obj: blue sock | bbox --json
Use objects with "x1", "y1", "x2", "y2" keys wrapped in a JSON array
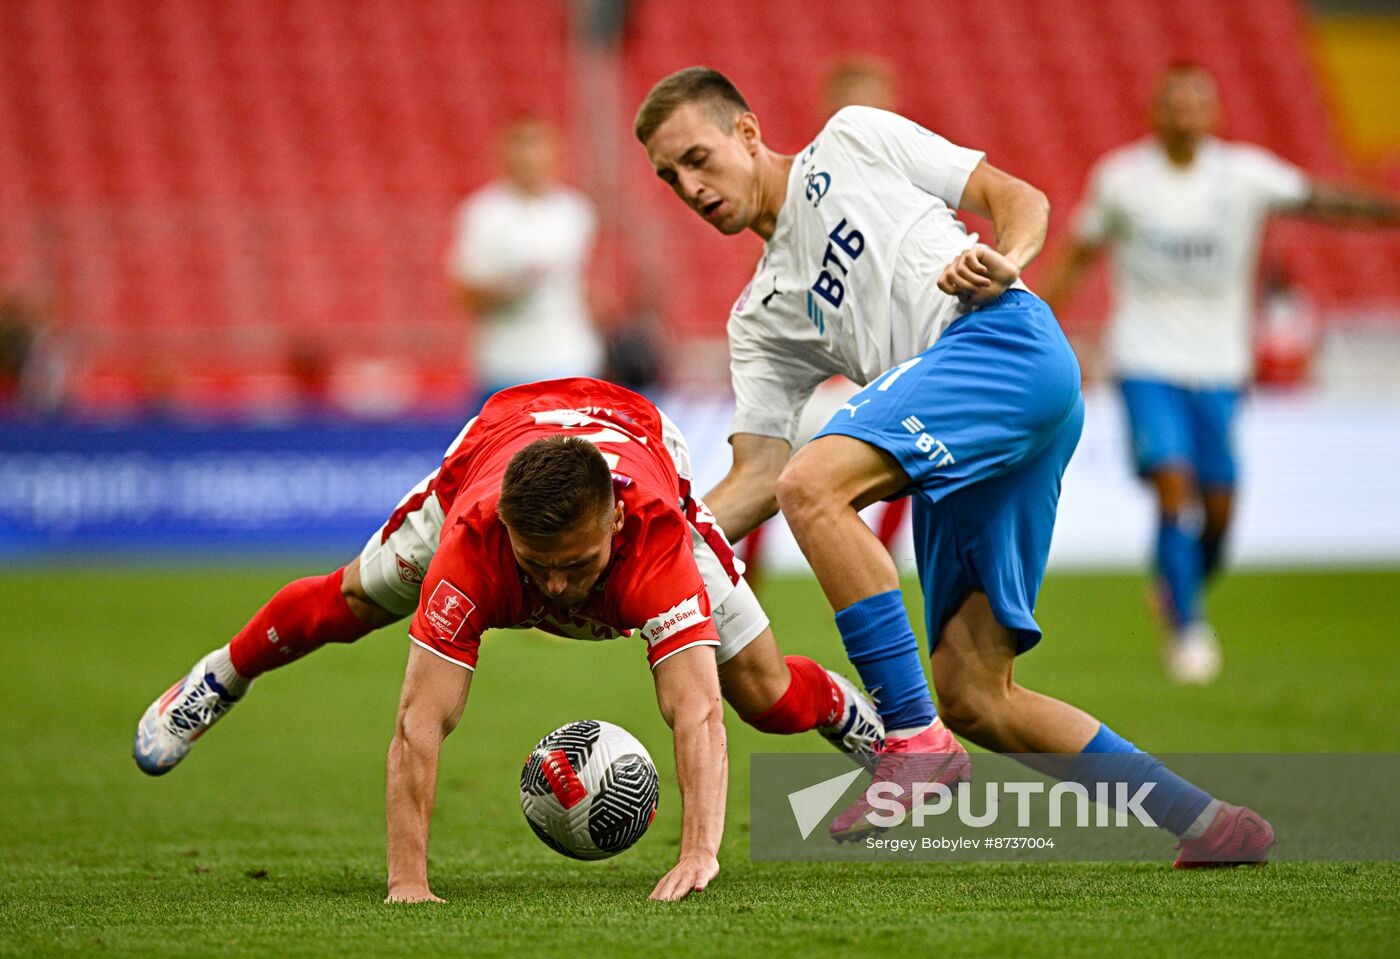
[
  {"x1": 1200, "y1": 529, "x2": 1226, "y2": 583},
  {"x1": 1067, "y1": 724, "x2": 1213, "y2": 837},
  {"x1": 1157, "y1": 515, "x2": 1203, "y2": 627},
  {"x1": 834, "y1": 590, "x2": 937, "y2": 734}
]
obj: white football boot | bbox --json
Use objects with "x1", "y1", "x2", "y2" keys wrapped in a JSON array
[
  {"x1": 1167, "y1": 622, "x2": 1223, "y2": 685},
  {"x1": 819, "y1": 670, "x2": 886, "y2": 772},
  {"x1": 134, "y1": 654, "x2": 249, "y2": 775}
]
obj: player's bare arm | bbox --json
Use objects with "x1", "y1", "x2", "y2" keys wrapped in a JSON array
[
  {"x1": 384, "y1": 643, "x2": 472, "y2": 904},
  {"x1": 1298, "y1": 183, "x2": 1400, "y2": 226},
  {"x1": 648, "y1": 644, "x2": 726, "y2": 902},
  {"x1": 702, "y1": 432, "x2": 792, "y2": 542},
  {"x1": 455, "y1": 270, "x2": 542, "y2": 315},
  {"x1": 1039, "y1": 238, "x2": 1105, "y2": 317},
  {"x1": 937, "y1": 161, "x2": 1050, "y2": 306}
]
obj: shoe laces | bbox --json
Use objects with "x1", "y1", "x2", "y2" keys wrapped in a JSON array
[
  {"x1": 869, "y1": 737, "x2": 922, "y2": 779},
  {"x1": 165, "y1": 677, "x2": 234, "y2": 734}
]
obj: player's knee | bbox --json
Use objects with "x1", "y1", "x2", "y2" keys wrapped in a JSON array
[
  {"x1": 1151, "y1": 468, "x2": 1197, "y2": 516},
  {"x1": 339, "y1": 566, "x2": 401, "y2": 630},
  {"x1": 774, "y1": 460, "x2": 832, "y2": 526}
]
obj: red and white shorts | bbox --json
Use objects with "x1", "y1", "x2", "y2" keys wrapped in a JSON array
[{"x1": 356, "y1": 413, "x2": 769, "y2": 665}]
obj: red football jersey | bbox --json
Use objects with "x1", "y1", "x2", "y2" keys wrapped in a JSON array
[{"x1": 406, "y1": 378, "x2": 720, "y2": 671}]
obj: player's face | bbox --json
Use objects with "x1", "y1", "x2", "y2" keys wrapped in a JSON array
[
  {"x1": 824, "y1": 72, "x2": 894, "y2": 116},
  {"x1": 1153, "y1": 72, "x2": 1218, "y2": 146},
  {"x1": 645, "y1": 102, "x2": 763, "y2": 235},
  {"x1": 502, "y1": 120, "x2": 559, "y2": 193},
  {"x1": 507, "y1": 501, "x2": 625, "y2": 610}
]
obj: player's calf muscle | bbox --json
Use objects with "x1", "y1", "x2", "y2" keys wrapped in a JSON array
[{"x1": 716, "y1": 633, "x2": 789, "y2": 716}]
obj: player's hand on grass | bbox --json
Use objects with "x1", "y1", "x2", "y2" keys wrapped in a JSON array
[
  {"x1": 937, "y1": 243, "x2": 1020, "y2": 306},
  {"x1": 649, "y1": 852, "x2": 719, "y2": 902},
  {"x1": 384, "y1": 885, "x2": 446, "y2": 904}
]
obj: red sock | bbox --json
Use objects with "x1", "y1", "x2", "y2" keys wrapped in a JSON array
[
  {"x1": 228, "y1": 568, "x2": 373, "y2": 678},
  {"x1": 744, "y1": 656, "x2": 842, "y2": 734}
]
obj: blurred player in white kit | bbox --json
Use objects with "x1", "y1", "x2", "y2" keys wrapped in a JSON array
[
  {"x1": 1044, "y1": 63, "x2": 1400, "y2": 683},
  {"x1": 447, "y1": 117, "x2": 605, "y2": 404}
]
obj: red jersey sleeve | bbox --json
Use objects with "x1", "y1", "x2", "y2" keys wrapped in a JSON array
[
  {"x1": 408, "y1": 522, "x2": 513, "y2": 670},
  {"x1": 616, "y1": 511, "x2": 721, "y2": 669}
]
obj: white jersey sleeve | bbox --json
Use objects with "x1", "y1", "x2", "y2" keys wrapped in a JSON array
[
  {"x1": 446, "y1": 195, "x2": 495, "y2": 284},
  {"x1": 1234, "y1": 145, "x2": 1311, "y2": 212},
  {"x1": 728, "y1": 302, "x2": 830, "y2": 444},
  {"x1": 1071, "y1": 157, "x2": 1122, "y2": 245},
  {"x1": 828, "y1": 106, "x2": 985, "y2": 208}
]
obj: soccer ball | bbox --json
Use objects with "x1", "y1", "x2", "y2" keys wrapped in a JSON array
[{"x1": 520, "y1": 720, "x2": 659, "y2": 860}]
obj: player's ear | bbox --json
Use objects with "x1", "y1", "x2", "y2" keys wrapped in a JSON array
[
  {"x1": 610, "y1": 500, "x2": 625, "y2": 534},
  {"x1": 736, "y1": 112, "x2": 761, "y2": 154}
]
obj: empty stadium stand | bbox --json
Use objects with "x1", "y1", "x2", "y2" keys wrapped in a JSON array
[{"x1": 0, "y1": 0, "x2": 1395, "y2": 415}]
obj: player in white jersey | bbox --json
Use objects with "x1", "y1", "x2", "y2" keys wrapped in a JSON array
[
  {"x1": 736, "y1": 55, "x2": 908, "y2": 587},
  {"x1": 1043, "y1": 63, "x2": 1400, "y2": 683},
  {"x1": 634, "y1": 67, "x2": 1275, "y2": 865}
]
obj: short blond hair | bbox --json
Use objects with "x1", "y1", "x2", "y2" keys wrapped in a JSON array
[{"x1": 634, "y1": 66, "x2": 751, "y2": 144}]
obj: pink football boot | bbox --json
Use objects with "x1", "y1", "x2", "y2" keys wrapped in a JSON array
[
  {"x1": 1173, "y1": 803, "x2": 1275, "y2": 868},
  {"x1": 829, "y1": 719, "x2": 971, "y2": 842}
]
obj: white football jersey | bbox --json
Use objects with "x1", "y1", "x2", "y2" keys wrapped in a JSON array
[
  {"x1": 1073, "y1": 137, "x2": 1311, "y2": 387},
  {"x1": 727, "y1": 106, "x2": 1002, "y2": 444},
  {"x1": 447, "y1": 182, "x2": 603, "y2": 386}
]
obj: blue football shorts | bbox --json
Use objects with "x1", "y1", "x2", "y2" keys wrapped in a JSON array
[
  {"x1": 814, "y1": 290, "x2": 1083, "y2": 654},
  {"x1": 1117, "y1": 378, "x2": 1242, "y2": 488}
]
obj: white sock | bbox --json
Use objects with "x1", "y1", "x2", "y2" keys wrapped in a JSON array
[
  {"x1": 1180, "y1": 798, "x2": 1222, "y2": 840},
  {"x1": 887, "y1": 720, "x2": 934, "y2": 740},
  {"x1": 204, "y1": 644, "x2": 252, "y2": 696}
]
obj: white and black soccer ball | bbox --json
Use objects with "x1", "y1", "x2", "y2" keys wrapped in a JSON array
[{"x1": 520, "y1": 720, "x2": 659, "y2": 860}]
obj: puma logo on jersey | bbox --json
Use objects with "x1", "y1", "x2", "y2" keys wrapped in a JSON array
[{"x1": 841, "y1": 399, "x2": 870, "y2": 417}]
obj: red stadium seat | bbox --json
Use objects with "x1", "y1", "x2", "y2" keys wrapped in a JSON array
[
  {"x1": 1, "y1": 0, "x2": 1396, "y2": 413},
  {"x1": 619, "y1": 0, "x2": 1400, "y2": 343}
]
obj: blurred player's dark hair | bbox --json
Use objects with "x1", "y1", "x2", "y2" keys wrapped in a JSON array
[
  {"x1": 634, "y1": 66, "x2": 750, "y2": 143},
  {"x1": 1162, "y1": 58, "x2": 1212, "y2": 77},
  {"x1": 1156, "y1": 59, "x2": 1216, "y2": 93},
  {"x1": 497, "y1": 436, "x2": 615, "y2": 540},
  {"x1": 822, "y1": 54, "x2": 896, "y2": 116}
]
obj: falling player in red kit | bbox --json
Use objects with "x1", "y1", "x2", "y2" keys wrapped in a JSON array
[{"x1": 133, "y1": 378, "x2": 883, "y2": 903}]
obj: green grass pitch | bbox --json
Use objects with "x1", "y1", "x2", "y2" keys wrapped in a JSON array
[{"x1": 1, "y1": 567, "x2": 1397, "y2": 957}]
